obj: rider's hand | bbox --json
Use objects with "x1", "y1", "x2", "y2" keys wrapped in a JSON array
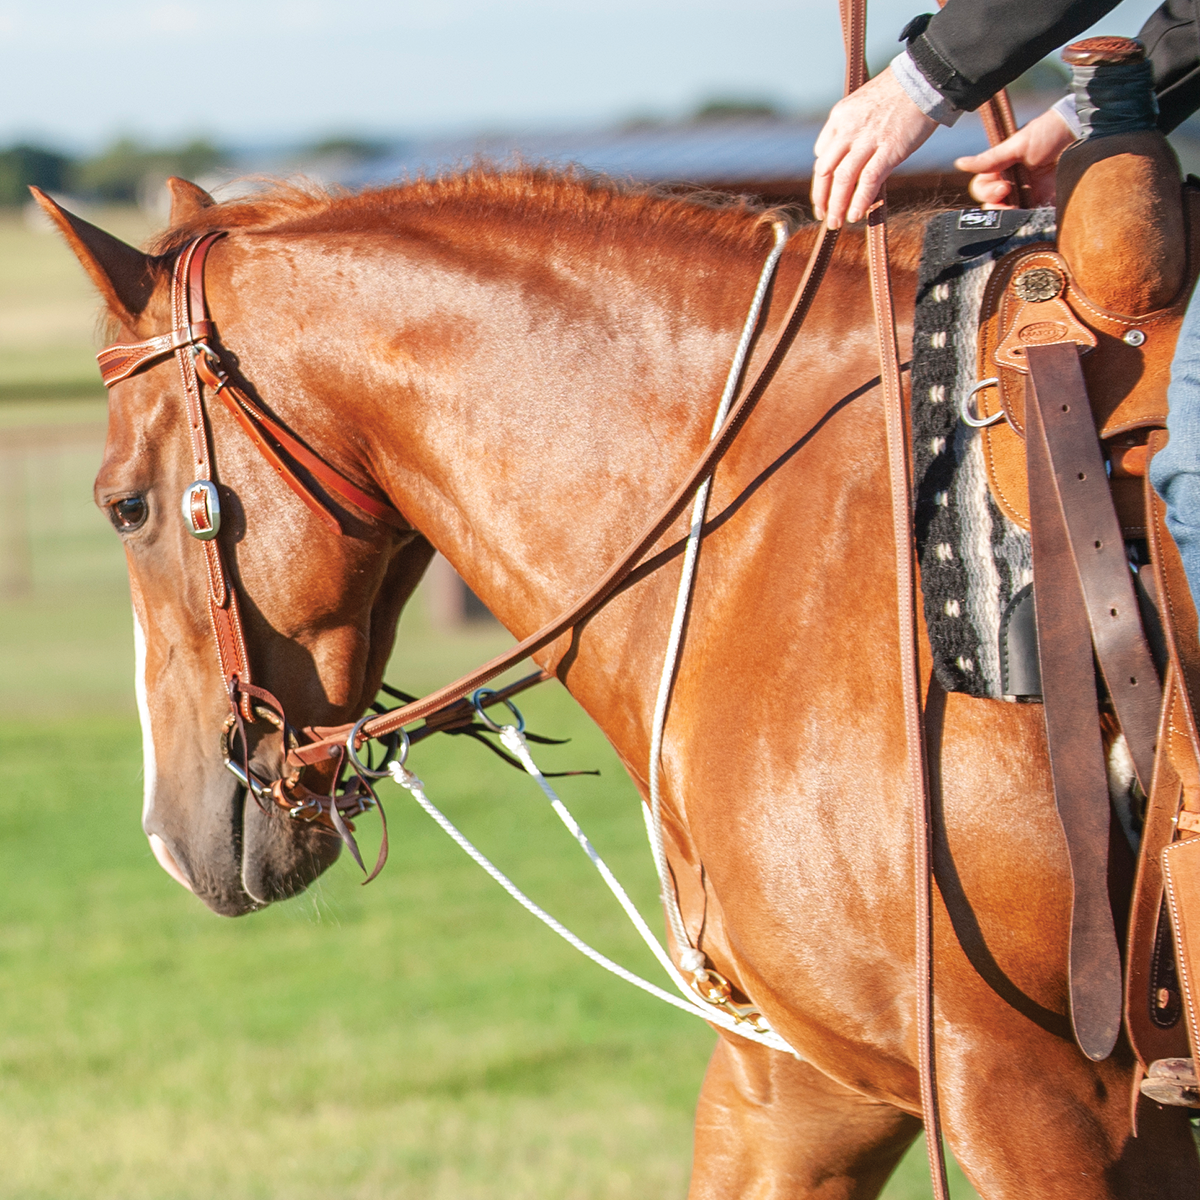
[
  {"x1": 812, "y1": 67, "x2": 938, "y2": 228},
  {"x1": 954, "y1": 107, "x2": 1077, "y2": 208}
]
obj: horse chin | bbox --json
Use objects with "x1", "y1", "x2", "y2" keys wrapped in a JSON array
[
  {"x1": 145, "y1": 768, "x2": 339, "y2": 916},
  {"x1": 239, "y1": 790, "x2": 342, "y2": 906}
]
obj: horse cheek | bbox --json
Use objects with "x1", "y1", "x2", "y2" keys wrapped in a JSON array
[{"x1": 306, "y1": 624, "x2": 372, "y2": 712}]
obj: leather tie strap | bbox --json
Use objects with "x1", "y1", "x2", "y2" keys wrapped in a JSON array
[
  {"x1": 1025, "y1": 340, "x2": 1129, "y2": 1060},
  {"x1": 1026, "y1": 344, "x2": 1160, "y2": 793}
]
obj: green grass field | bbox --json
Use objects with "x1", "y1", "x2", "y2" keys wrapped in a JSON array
[{"x1": 0, "y1": 205, "x2": 978, "y2": 1198}]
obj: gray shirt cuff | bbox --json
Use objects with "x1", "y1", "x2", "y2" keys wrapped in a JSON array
[
  {"x1": 890, "y1": 49, "x2": 963, "y2": 127},
  {"x1": 1051, "y1": 92, "x2": 1083, "y2": 139}
]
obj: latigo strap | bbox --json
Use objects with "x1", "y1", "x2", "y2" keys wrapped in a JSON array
[{"x1": 1025, "y1": 342, "x2": 1137, "y2": 1060}]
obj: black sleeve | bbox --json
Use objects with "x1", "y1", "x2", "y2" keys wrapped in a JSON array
[
  {"x1": 1140, "y1": 0, "x2": 1200, "y2": 131},
  {"x1": 909, "y1": 0, "x2": 1200, "y2": 130},
  {"x1": 907, "y1": 0, "x2": 1123, "y2": 113}
]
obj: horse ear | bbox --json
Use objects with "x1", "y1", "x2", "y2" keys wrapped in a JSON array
[
  {"x1": 165, "y1": 176, "x2": 215, "y2": 225},
  {"x1": 28, "y1": 186, "x2": 158, "y2": 327}
]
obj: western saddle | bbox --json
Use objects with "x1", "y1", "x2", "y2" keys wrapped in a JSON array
[{"x1": 984, "y1": 35, "x2": 1200, "y2": 1108}]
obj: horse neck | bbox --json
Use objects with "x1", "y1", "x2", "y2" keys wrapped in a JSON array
[
  {"x1": 228, "y1": 207, "x2": 903, "y2": 769},
  {"x1": 348, "y1": 210, "x2": 798, "y2": 680}
]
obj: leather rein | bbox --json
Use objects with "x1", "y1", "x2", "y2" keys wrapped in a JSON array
[{"x1": 96, "y1": 222, "x2": 844, "y2": 838}]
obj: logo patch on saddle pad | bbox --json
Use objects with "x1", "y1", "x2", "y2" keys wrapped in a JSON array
[{"x1": 957, "y1": 209, "x2": 1003, "y2": 230}]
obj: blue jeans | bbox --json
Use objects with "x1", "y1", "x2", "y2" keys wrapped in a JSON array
[{"x1": 1150, "y1": 283, "x2": 1200, "y2": 617}]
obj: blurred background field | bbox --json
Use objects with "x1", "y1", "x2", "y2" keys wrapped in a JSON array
[{"x1": 0, "y1": 201, "x2": 979, "y2": 1198}]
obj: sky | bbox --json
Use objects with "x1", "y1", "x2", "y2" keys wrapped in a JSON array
[{"x1": 0, "y1": 0, "x2": 1166, "y2": 151}]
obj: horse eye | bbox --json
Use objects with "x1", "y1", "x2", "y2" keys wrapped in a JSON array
[{"x1": 107, "y1": 495, "x2": 148, "y2": 532}]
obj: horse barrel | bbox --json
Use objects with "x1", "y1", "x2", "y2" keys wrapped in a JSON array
[{"x1": 1056, "y1": 36, "x2": 1185, "y2": 317}]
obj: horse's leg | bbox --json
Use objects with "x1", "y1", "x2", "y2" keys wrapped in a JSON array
[
  {"x1": 689, "y1": 1036, "x2": 920, "y2": 1200},
  {"x1": 942, "y1": 1050, "x2": 1200, "y2": 1200}
]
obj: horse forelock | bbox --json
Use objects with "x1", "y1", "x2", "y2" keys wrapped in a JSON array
[{"x1": 148, "y1": 164, "x2": 935, "y2": 272}]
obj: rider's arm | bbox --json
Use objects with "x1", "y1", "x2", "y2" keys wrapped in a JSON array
[
  {"x1": 1142, "y1": 0, "x2": 1200, "y2": 132},
  {"x1": 813, "y1": 0, "x2": 1198, "y2": 226},
  {"x1": 911, "y1": 0, "x2": 1200, "y2": 132},
  {"x1": 951, "y1": 0, "x2": 1200, "y2": 208},
  {"x1": 904, "y1": 0, "x2": 1123, "y2": 115}
]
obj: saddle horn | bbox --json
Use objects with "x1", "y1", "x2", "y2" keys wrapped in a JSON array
[{"x1": 1055, "y1": 37, "x2": 1186, "y2": 317}]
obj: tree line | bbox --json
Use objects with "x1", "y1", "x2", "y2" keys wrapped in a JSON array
[{"x1": 0, "y1": 139, "x2": 225, "y2": 207}]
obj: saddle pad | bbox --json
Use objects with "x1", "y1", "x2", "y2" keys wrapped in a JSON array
[{"x1": 912, "y1": 208, "x2": 1056, "y2": 699}]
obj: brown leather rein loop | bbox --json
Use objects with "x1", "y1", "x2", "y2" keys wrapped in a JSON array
[{"x1": 288, "y1": 222, "x2": 843, "y2": 766}]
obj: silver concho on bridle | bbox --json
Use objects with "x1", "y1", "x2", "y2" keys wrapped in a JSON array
[{"x1": 182, "y1": 480, "x2": 221, "y2": 540}]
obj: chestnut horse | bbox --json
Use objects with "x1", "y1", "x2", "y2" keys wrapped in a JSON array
[{"x1": 40, "y1": 171, "x2": 1200, "y2": 1198}]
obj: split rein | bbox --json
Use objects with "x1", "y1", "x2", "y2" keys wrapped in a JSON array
[{"x1": 96, "y1": 220, "x2": 844, "y2": 880}]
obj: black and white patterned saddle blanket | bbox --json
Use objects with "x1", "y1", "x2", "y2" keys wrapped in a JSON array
[{"x1": 912, "y1": 208, "x2": 1056, "y2": 699}]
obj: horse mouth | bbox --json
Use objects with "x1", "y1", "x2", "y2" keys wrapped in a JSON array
[
  {"x1": 239, "y1": 780, "x2": 343, "y2": 910},
  {"x1": 145, "y1": 769, "x2": 340, "y2": 916}
]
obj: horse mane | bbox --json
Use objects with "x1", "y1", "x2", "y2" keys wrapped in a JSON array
[{"x1": 150, "y1": 165, "x2": 931, "y2": 274}]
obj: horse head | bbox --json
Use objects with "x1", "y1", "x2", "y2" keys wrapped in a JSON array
[{"x1": 35, "y1": 181, "x2": 432, "y2": 916}]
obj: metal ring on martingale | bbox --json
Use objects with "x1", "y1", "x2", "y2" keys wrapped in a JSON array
[
  {"x1": 960, "y1": 377, "x2": 1006, "y2": 428},
  {"x1": 346, "y1": 715, "x2": 410, "y2": 778},
  {"x1": 192, "y1": 341, "x2": 230, "y2": 388},
  {"x1": 471, "y1": 687, "x2": 526, "y2": 733}
]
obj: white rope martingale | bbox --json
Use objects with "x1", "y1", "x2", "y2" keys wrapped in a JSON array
[
  {"x1": 647, "y1": 219, "x2": 790, "y2": 957},
  {"x1": 385, "y1": 227, "x2": 799, "y2": 1057},
  {"x1": 388, "y1": 736, "x2": 795, "y2": 1053}
]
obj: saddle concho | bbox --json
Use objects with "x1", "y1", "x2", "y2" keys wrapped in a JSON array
[{"x1": 974, "y1": 184, "x2": 1200, "y2": 542}]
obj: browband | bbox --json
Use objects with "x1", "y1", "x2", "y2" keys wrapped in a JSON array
[{"x1": 96, "y1": 234, "x2": 406, "y2": 534}]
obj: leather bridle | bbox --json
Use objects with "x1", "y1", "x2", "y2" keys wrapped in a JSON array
[
  {"x1": 98, "y1": 232, "x2": 415, "y2": 870},
  {"x1": 96, "y1": 222, "x2": 845, "y2": 846}
]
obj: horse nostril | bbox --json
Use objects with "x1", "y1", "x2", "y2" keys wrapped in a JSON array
[{"x1": 149, "y1": 834, "x2": 194, "y2": 892}]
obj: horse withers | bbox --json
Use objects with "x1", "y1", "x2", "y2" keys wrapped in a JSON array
[{"x1": 37, "y1": 171, "x2": 1200, "y2": 1197}]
